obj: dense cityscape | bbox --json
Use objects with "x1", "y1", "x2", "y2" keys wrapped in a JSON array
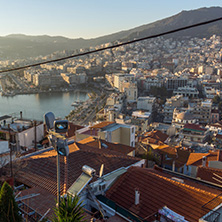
[{"x1": 1, "y1": 5, "x2": 222, "y2": 222}]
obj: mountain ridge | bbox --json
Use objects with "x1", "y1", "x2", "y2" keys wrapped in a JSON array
[{"x1": 1, "y1": 6, "x2": 222, "y2": 59}]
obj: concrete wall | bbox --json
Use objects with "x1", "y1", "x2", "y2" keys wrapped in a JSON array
[
  {"x1": 111, "y1": 128, "x2": 121, "y2": 144},
  {"x1": 0, "y1": 141, "x2": 9, "y2": 154},
  {"x1": 18, "y1": 124, "x2": 44, "y2": 148},
  {"x1": 209, "y1": 161, "x2": 222, "y2": 170},
  {"x1": 120, "y1": 127, "x2": 130, "y2": 146}
]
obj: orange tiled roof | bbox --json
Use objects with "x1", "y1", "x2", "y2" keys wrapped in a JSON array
[
  {"x1": 15, "y1": 143, "x2": 141, "y2": 196},
  {"x1": 197, "y1": 166, "x2": 222, "y2": 186},
  {"x1": 105, "y1": 166, "x2": 222, "y2": 222},
  {"x1": 142, "y1": 130, "x2": 169, "y2": 143},
  {"x1": 141, "y1": 137, "x2": 165, "y2": 146},
  {"x1": 17, "y1": 187, "x2": 56, "y2": 219},
  {"x1": 90, "y1": 121, "x2": 114, "y2": 129},
  {"x1": 17, "y1": 186, "x2": 103, "y2": 221},
  {"x1": 186, "y1": 152, "x2": 218, "y2": 166},
  {"x1": 78, "y1": 136, "x2": 135, "y2": 155},
  {"x1": 67, "y1": 122, "x2": 84, "y2": 138}
]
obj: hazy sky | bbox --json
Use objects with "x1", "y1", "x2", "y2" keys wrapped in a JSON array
[{"x1": 0, "y1": 0, "x2": 222, "y2": 39}]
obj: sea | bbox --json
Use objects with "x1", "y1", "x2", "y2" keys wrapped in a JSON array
[{"x1": 0, "y1": 91, "x2": 89, "y2": 121}]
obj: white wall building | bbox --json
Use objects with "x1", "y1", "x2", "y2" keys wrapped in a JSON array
[{"x1": 137, "y1": 96, "x2": 156, "y2": 112}]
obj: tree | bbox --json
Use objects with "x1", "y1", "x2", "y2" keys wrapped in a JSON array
[
  {"x1": 0, "y1": 181, "x2": 22, "y2": 222},
  {"x1": 52, "y1": 195, "x2": 86, "y2": 222},
  {"x1": 213, "y1": 95, "x2": 221, "y2": 104}
]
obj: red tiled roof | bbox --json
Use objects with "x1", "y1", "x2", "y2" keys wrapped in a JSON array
[
  {"x1": 15, "y1": 143, "x2": 141, "y2": 196},
  {"x1": 90, "y1": 121, "x2": 114, "y2": 129},
  {"x1": 106, "y1": 166, "x2": 222, "y2": 222},
  {"x1": 67, "y1": 122, "x2": 84, "y2": 138},
  {"x1": 78, "y1": 136, "x2": 135, "y2": 155},
  {"x1": 187, "y1": 152, "x2": 218, "y2": 166},
  {"x1": 159, "y1": 147, "x2": 191, "y2": 169},
  {"x1": 216, "y1": 134, "x2": 222, "y2": 140},
  {"x1": 17, "y1": 187, "x2": 103, "y2": 221},
  {"x1": 142, "y1": 130, "x2": 168, "y2": 143},
  {"x1": 17, "y1": 187, "x2": 56, "y2": 219},
  {"x1": 197, "y1": 166, "x2": 222, "y2": 186},
  {"x1": 183, "y1": 124, "x2": 206, "y2": 131}
]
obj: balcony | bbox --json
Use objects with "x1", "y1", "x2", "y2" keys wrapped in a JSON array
[{"x1": 200, "y1": 193, "x2": 222, "y2": 222}]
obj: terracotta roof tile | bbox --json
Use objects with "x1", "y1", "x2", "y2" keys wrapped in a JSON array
[
  {"x1": 16, "y1": 187, "x2": 55, "y2": 219},
  {"x1": 142, "y1": 130, "x2": 169, "y2": 143},
  {"x1": 17, "y1": 187, "x2": 103, "y2": 221},
  {"x1": 197, "y1": 166, "x2": 222, "y2": 186},
  {"x1": 15, "y1": 143, "x2": 141, "y2": 196},
  {"x1": 105, "y1": 166, "x2": 222, "y2": 222},
  {"x1": 90, "y1": 121, "x2": 114, "y2": 129},
  {"x1": 187, "y1": 152, "x2": 218, "y2": 166},
  {"x1": 67, "y1": 122, "x2": 84, "y2": 138},
  {"x1": 78, "y1": 136, "x2": 135, "y2": 155},
  {"x1": 183, "y1": 124, "x2": 206, "y2": 131}
]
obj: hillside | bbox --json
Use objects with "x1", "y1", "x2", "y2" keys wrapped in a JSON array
[{"x1": 0, "y1": 7, "x2": 222, "y2": 59}]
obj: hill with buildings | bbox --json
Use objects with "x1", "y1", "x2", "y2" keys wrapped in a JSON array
[{"x1": 0, "y1": 7, "x2": 222, "y2": 59}]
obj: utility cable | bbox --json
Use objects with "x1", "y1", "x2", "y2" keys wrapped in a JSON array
[{"x1": 0, "y1": 16, "x2": 222, "y2": 74}]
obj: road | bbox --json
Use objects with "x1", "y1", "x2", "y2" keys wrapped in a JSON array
[{"x1": 80, "y1": 95, "x2": 108, "y2": 125}]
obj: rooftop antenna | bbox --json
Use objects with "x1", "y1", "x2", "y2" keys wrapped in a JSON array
[{"x1": 44, "y1": 112, "x2": 69, "y2": 207}]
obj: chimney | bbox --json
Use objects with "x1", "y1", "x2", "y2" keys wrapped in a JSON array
[
  {"x1": 202, "y1": 156, "x2": 207, "y2": 167},
  {"x1": 20, "y1": 111, "x2": 23, "y2": 119},
  {"x1": 135, "y1": 188, "x2": 140, "y2": 205},
  {"x1": 98, "y1": 137, "x2": 101, "y2": 149},
  {"x1": 172, "y1": 160, "x2": 175, "y2": 172}
]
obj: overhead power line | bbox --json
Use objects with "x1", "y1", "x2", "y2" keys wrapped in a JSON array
[{"x1": 0, "y1": 16, "x2": 222, "y2": 74}]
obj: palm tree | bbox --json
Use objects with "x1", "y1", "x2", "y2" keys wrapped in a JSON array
[{"x1": 52, "y1": 195, "x2": 86, "y2": 222}]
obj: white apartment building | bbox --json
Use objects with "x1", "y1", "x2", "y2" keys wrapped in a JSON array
[
  {"x1": 203, "y1": 87, "x2": 217, "y2": 99},
  {"x1": 163, "y1": 95, "x2": 185, "y2": 124},
  {"x1": 113, "y1": 73, "x2": 134, "y2": 91},
  {"x1": 122, "y1": 81, "x2": 137, "y2": 102},
  {"x1": 137, "y1": 96, "x2": 156, "y2": 112}
]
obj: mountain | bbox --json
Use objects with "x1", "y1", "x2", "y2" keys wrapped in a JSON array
[{"x1": 0, "y1": 7, "x2": 222, "y2": 59}]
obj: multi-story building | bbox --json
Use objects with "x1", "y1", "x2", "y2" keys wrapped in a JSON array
[
  {"x1": 173, "y1": 86, "x2": 199, "y2": 98},
  {"x1": 180, "y1": 123, "x2": 210, "y2": 144},
  {"x1": 165, "y1": 77, "x2": 188, "y2": 90},
  {"x1": 113, "y1": 73, "x2": 134, "y2": 91},
  {"x1": 24, "y1": 69, "x2": 36, "y2": 82},
  {"x1": 131, "y1": 111, "x2": 151, "y2": 132},
  {"x1": 172, "y1": 110, "x2": 198, "y2": 130},
  {"x1": 137, "y1": 96, "x2": 156, "y2": 112},
  {"x1": 191, "y1": 100, "x2": 212, "y2": 125},
  {"x1": 0, "y1": 116, "x2": 44, "y2": 152},
  {"x1": 163, "y1": 95, "x2": 185, "y2": 124},
  {"x1": 33, "y1": 72, "x2": 51, "y2": 87},
  {"x1": 61, "y1": 73, "x2": 87, "y2": 85},
  {"x1": 203, "y1": 86, "x2": 217, "y2": 99},
  {"x1": 76, "y1": 121, "x2": 136, "y2": 147},
  {"x1": 122, "y1": 81, "x2": 137, "y2": 102}
]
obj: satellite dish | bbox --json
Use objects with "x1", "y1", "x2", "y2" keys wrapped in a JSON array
[
  {"x1": 99, "y1": 164, "x2": 104, "y2": 178},
  {"x1": 44, "y1": 112, "x2": 55, "y2": 131}
]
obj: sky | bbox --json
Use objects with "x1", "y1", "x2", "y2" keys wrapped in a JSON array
[{"x1": 0, "y1": 0, "x2": 222, "y2": 39}]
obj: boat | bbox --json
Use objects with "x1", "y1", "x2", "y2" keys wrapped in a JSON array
[
  {"x1": 71, "y1": 101, "x2": 83, "y2": 107},
  {"x1": 71, "y1": 102, "x2": 79, "y2": 106}
]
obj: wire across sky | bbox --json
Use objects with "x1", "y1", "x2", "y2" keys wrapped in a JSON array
[{"x1": 0, "y1": 16, "x2": 222, "y2": 74}]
